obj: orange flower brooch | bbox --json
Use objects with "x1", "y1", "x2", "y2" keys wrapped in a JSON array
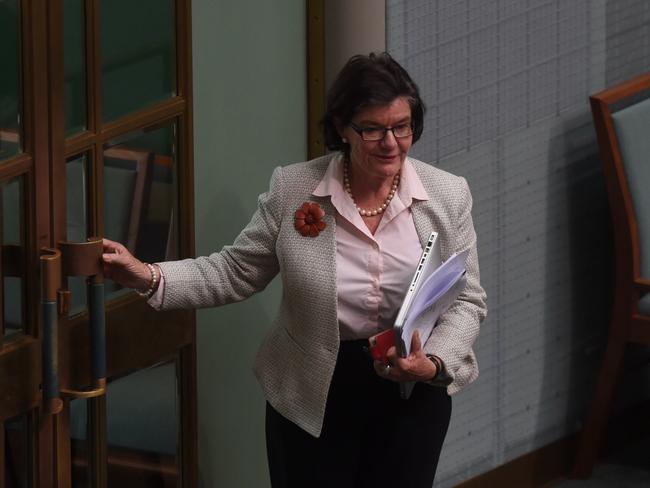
[{"x1": 294, "y1": 202, "x2": 326, "y2": 237}]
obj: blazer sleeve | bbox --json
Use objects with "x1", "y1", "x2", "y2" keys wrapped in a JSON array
[
  {"x1": 152, "y1": 166, "x2": 284, "y2": 310},
  {"x1": 423, "y1": 177, "x2": 487, "y2": 386}
]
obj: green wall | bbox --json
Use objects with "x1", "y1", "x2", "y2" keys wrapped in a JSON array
[{"x1": 192, "y1": 1, "x2": 307, "y2": 486}]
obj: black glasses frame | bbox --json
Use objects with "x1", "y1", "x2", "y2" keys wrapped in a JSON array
[{"x1": 348, "y1": 122, "x2": 414, "y2": 141}]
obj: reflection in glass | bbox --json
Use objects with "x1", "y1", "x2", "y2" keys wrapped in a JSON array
[
  {"x1": 103, "y1": 124, "x2": 178, "y2": 299},
  {"x1": 1, "y1": 177, "x2": 25, "y2": 337},
  {"x1": 69, "y1": 398, "x2": 90, "y2": 488},
  {"x1": 64, "y1": 0, "x2": 86, "y2": 135},
  {"x1": 106, "y1": 362, "x2": 180, "y2": 486},
  {"x1": 4, "y1": 414, "x2": 30, "y2": 488},
  {"x1": 0, "y1": 0, "x2": 22, "y2": 161},
  {"x1": 66, "y1": 155, "x2": 88, "y2": 315},
  {"x1": 101, "y1": 0, "x2": 176, "y2": 122}
]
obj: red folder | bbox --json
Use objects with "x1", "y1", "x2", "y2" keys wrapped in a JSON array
[{"x1": 367, "y1": 328, "x2": 396, "y2": 364}]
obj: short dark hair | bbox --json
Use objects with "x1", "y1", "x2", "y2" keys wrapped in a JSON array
[{"x1": 322, "y1": 52, "x2": 425, "y2": 152}]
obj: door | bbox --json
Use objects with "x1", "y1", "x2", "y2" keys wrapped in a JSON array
[{"x1": 0, "y1": 1, "x2": 197, "y2": 487}]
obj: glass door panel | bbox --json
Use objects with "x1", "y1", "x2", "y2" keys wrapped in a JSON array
[
  {"x1": 1, "y1": 176, "x2": 25, "y2": 338},
  {"x1": 69, "y1": 398, "x2": 90, "y2": 488},
  {"x1": 103, "y1": 124, "x2": 178, "y2": 299},
  {"x1": 4, "y1": 413, "x2": 32, "y2": 488},
  {"x1": 69, "y1": 362, "x2": 180, "y2": 488},
  {"x1": 66, "y1": 154, "x2": 90, "y2": 316},
  {"x1": 105, "y1": 362, "x2": 180, "y2": 487},
  {"x1": 64, "y1": 0, "x2": 87, "y2": 136},
  {"x1": 0, "y1": 0, "x2": 22, "y2": 161},
  {"x1": 66, "y1": 155, "x2": 89, "y2": 243},
  {"x1": 101, "y1": 0, "x2": 176, "y2": 122}
]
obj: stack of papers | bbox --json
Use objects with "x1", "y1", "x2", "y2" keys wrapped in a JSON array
[
  {"x1": 394, "y1": 246, "x2": 469, "y2": 400},
  {"x1": 397, "y1": 248, "x2": 469, "y2": 357}
]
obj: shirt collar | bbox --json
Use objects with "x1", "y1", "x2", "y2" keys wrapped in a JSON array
[
  {"x1": 312, "y1": 153, "x2": 344, "y2": 198},
  {"x1": 398, "y1": 157, "x2": 429, "y2": 206},
  {"x1": 312, "y1": 153, "x2": 429, "y2": 240},
  {"x1": 312, "y1": 153, "x2": 429, "y2": 204},
  {"x1": 312, "y1": 154, "x2": 359, "y2": 229}
]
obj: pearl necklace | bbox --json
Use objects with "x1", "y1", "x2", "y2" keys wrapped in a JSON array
[{"x1": 343, "y1": 162, "x2": 400, "y2": 217}]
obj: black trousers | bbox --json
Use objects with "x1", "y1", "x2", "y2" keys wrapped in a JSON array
[{"x1": 266, "y1": 340, "x2": 452, "y2": 488}]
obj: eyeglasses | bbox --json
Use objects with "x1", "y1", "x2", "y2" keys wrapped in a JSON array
[{"x1": 348, "y1": 122, "x2": 414, "y2": 141}]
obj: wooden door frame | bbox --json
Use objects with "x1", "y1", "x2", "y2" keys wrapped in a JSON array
[
  {"x1": 0, "y1": 0, "x2": 56, "y2": 487},
  {"x1": 1, "y1": 0, "x2": 197, "y2": 486}
]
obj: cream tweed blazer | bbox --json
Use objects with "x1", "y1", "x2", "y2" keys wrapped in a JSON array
[{"x1": 157, "y1": 154, "x2": 487, "y2": 437}]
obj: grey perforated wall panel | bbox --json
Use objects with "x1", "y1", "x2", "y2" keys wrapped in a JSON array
[{"x1": 387, "y1": 1, "x2": 650, "y2": 486}]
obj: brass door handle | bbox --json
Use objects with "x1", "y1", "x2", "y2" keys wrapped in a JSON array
[
  {"x1": 57, "y1": 237, "x2": 107, "y2": 399},
  {"x1": 40, "y1": 247, "x2": 64, "y2": 415}
]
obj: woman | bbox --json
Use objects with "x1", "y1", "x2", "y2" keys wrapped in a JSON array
[{"x1": 103, "y1": 52, "x2": 487, "y2": 488}]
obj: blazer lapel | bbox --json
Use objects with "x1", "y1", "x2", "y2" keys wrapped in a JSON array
[
  {"x1": 411, "y1": 199, "x2": 435, "y2": 248},
  {"x1": 306, "y1": 195, "x2": 340, "y2": 349}
]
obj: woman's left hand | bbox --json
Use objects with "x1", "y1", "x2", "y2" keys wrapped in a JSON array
[{"x1": 373, "y1": 330, "x2": 437, "y2": 382}]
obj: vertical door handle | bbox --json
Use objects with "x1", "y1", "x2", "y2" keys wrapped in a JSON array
[
  {"x1": 59, "y1": 237, "x2": 107, "y2": 398},
  {"x1": 40, "y1": 248, "x2": 64, "y2": 415},
  {"x1": 88, "y1": 270, "x2": 106, "y2": 390}
]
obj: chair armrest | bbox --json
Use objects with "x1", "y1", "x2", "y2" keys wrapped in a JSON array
[{"x1": 634, "y1": 278, "x2": 650, "y2": 294}]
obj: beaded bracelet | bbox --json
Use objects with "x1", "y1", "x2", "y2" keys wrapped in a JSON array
[{"x1": 135, "y1": 263, "x2": 158, "y2": 298}]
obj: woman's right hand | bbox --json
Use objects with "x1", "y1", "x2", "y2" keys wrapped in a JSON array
[{"x1": 102, "y1": 238, "x2": 152, "y2": 290}]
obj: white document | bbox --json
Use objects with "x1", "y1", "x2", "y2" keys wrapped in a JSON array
[{"x1": 397, "y1": 248, "x2": 469, "y2": 356}]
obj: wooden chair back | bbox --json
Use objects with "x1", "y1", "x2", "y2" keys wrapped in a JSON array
[{"x1": 573, "y1": 72, "x2": 650, "y2": 478}]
